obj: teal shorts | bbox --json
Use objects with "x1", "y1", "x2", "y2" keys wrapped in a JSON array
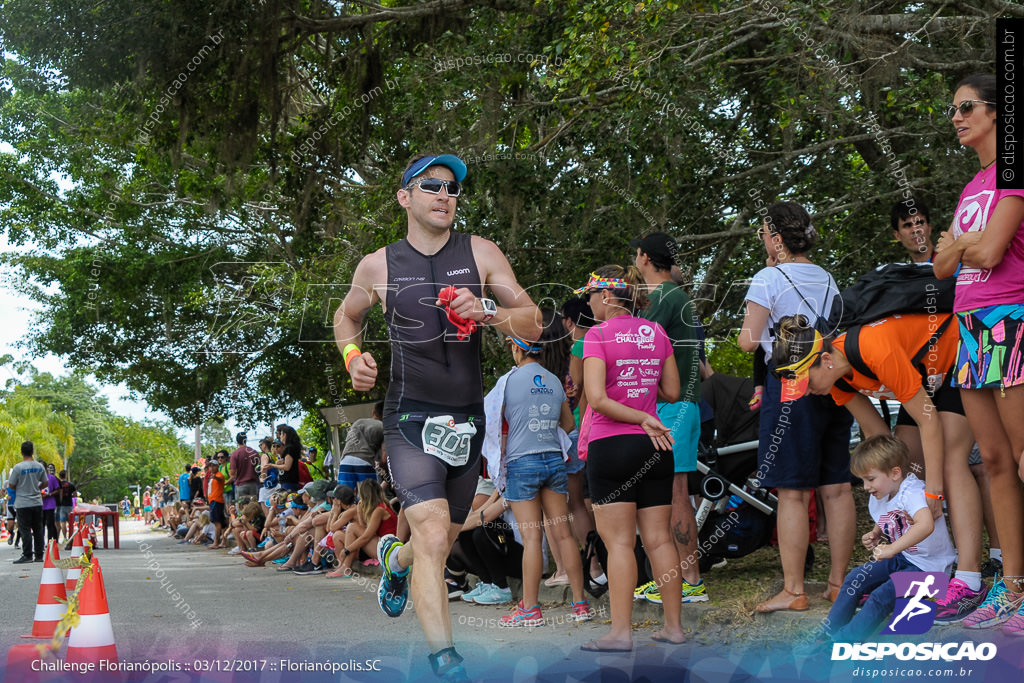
[{"x1": 656, "y1": 401, "x2": 699, "y2": 474}]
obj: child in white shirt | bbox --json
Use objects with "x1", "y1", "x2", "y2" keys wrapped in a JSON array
[{"x1": 822, "y1": 435, "x2": 955, "y2": 641}]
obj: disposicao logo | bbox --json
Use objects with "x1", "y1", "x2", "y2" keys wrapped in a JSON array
[
  {"x1": 831, "y1": 571, "x2": 996, "y2": 663},
  {"x1": 886, "y1": 571, "x2": 946, "y2": 635}
]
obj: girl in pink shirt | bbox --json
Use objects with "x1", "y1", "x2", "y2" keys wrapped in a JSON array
[{"x1": 577, "y1": 264, "x2": 684, "y2": 652}]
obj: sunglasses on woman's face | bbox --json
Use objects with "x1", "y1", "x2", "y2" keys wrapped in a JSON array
[
  {"x1": 945, "y1": 99, "x2": 995, "y2": 120},
  {"x1": 407, "y1": 178, "x2": 461, "y2": 197}
]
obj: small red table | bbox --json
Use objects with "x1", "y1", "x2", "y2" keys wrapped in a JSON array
[{"x1": 71, "y1": 508, "x2": 120, "y2": 549}]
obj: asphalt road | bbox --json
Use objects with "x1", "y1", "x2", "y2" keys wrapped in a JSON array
[{"x1": 1, "y1": 526, "x2": 1021, "y2": 683}]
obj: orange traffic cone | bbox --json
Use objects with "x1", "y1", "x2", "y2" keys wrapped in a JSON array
[
  {"x1": 65, "y1": 557, "x2": 117, "y2": 666},
  {"x1": 66, "y1": 527, "x2": 85, "y2": 595},
  {"x1": 21, "y1": 540, "x2": 67, "y2": 639}
]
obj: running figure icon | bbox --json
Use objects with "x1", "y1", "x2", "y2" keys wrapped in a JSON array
[{"x1": 889, "y1": 574, "x2": 939, "y2": 630}]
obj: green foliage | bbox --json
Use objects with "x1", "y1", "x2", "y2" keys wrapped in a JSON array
[
  {"x1": 0, "y1": 1, "x2": 1002, "y2": 424},
  {"x1": 4, "y1": 370, "x2": 191, "y2": 501},
  {"x1": 298, "y1": 407, "x2": 326, "y2": 449},
  {"x1": 706, "y1": 333, "x2": 753, "y2": 380}
]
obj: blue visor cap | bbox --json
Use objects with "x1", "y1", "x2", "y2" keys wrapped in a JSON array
[{"x1": 401, "y1": 154, "x2": 468, "y2": 187}]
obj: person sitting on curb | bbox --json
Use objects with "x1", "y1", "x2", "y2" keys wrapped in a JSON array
[
  {"x1": 451, "y1": 490, "x2": 525, "y2": 606},
  {"x1": 239, "y1": 491, "x2": 317, "y2": 568},
  {"x1": 290, "y1": 480, "x2": 338, "y2": 574},
  {"x1": 324, "y1": 485, "x2": 359, "y2": 578},
  {"x1": 331, "y1": 479, "x2": 397, "y2": 578},
  {"x1": 230, "y1": 501, "x2": 265, "y2": 553},
  {"x1": 179, "y1": 511, "x2": 215, "y2": 545}
]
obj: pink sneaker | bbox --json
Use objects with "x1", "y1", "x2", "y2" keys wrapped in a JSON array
[
  {"x1": 963, "y1": 581, "x2": 1024, "y2": 629},
  {"x1": 499, "y1": 600, "x2": 544, "y2": 627},
  {"x1": 934, "y1": 578, "x2": 987, "y2": 624},
  {"x1": 1002, "y1": 601, "x2": 1024, "y2": 636},
  {"x1": 571, "y1": 599, "x2": 593, "y2": 622}
]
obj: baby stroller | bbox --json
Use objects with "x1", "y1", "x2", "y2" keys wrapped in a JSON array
[{"x1": 694, "y1": 371, "x2": 812, "y2": 573}]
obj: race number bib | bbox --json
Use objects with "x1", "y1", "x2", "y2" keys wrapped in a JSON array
[{"x1": 421, "y1": 415, "x2": 477, "y2": 466}]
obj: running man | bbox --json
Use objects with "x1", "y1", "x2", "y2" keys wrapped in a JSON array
[
  {"x1": 889, "y1": 574, "x2": 939, "y2": 630},
  {"x1": 334, "y1": 153, "x2": 541, "y2": 682}
]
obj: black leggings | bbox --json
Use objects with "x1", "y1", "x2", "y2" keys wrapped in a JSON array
[
  {"x1": 447, "y1": 527, "x2": 523, "y2": 589},
  {"x1": 44, "y1": 509, "x2": 58, "y2": 543},
  {"x1": 16, "y1": 506, "x2": 45, "y2": 559}
]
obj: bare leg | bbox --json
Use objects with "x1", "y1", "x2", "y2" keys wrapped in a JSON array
[
  {"x1": 309, "y1": 524, "x2": 326, "y2": 564},
  {"x1": 396, "y1": 507, "x2": 410, "y2": 543},
  {"x1": 638, "y1": 504, "x2": 685, "y2": 643},
  {"x1": 670, "y1": 473, "x2": 701, "y2": 586},
  {"x1": 337, "y1": 525, "x2": 361, "y2": 573},
  {"x1": 814, "y1": 490, "x2": 828, "y2": 543},
  {"x1": 818, "y1": 482, "x2": 855, "y2": 590},
  {"x1": 969, "y1": 461, "x2": 1000, "y2": 552},
  {"x1": 963, "y1": 388, "x2": 1024, "y2": 593},
  {"x1": 940, "y1": 411, "x2": 982, "y2": 573},
  {"x1": 544, "y1": 521, "x2": 567, "y2": 581},
  {"x1": 591, "y1": 501, "x2": 637, "y2": 650},
  {"x1": 509, "y1": 498, "x2": 545, "y2": 608},
  {"x1": 757, "y1": 488, "x2": 811, "y2": 610},
  {"x1": 894, "y1": 424, "x2": 926, "y2": 474},
  {"x1": 540, "y1": 488, "x2": 587, "y2": 604},
  {"x1": 398, "y1": 499, "x2": 463, "y2": 654}
]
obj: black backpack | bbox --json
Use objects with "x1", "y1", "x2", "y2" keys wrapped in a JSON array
[
  {"x1": 697, "y1": 502, "x2": 775, "y2": 571},
  {"x1": 826, "y1": 263, "x2": 955, "y2": 395},
  {"x1": 579, "y1": 530, "x2": 652, "y2": 598},
  {"x1": 780, "y1": 262, "x2": 956, "y2": 396},
  {"x1": 826, "y1": 263, "x2": 954, "y2": 331}
]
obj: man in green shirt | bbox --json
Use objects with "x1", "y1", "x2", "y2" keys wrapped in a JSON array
[{"x1": 631, "y1": 231, "x2": 708, "y2": 604}]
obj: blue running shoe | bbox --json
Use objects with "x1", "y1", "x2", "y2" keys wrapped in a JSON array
[
  {"x1": 377, "y1": 534, "x2": 409, "y2": 618},
  {"x1": 428, "y1": 647, "x2": 468, "y2": 682}
]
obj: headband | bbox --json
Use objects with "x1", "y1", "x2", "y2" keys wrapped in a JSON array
[{"x1": 574, "y1": 272, "x2": 630, "y2": 295}]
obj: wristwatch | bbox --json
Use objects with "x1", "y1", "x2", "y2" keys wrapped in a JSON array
[
  {"x1": 480, "y1": 298, "x2": 497, "y2": 323},
  {"x1": 343, "y1": 548, "x2": 351, "y2": 556}
]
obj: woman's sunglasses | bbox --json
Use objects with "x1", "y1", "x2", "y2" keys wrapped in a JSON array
[
  {"x1": 407, "y1": 178, "x2": 461, "y2": 197},
  {"x1": 945, "y1": 100, "x2": 995, "y2": 120}
]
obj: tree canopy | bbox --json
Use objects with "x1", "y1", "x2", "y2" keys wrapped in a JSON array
[
  {"x1": 1, "y1": 0, "x2": 1016, "y2": 425},
  {"x1": 2, "y1": 368, "x2": 191, "y2": 500}
]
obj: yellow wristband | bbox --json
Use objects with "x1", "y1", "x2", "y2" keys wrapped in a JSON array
[{"x1": 343, "y1": 344, "x2": 361, "y2": 371}]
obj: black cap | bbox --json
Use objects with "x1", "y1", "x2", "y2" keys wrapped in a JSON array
[
  {"x1": 236, "y1": 432, "x2": 247, "y2": 445},
  {"x1": 629, "y1": 231, "x2": 677, "y2": 270},
  {"x1": 331, "y1": 485, "x2": 356, "y2": 505}
]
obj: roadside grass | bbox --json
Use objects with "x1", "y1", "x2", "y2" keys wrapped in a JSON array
[{"x1": 681, "y1": 486, "x2": 884, "y2": 645}]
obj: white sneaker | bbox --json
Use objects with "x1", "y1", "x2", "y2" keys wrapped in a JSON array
[
  {"x1": 228, "y1": 546, "x2": 241, "y2": 555},
  {"x1": 474, "y1": 584, "x2": 513, "y2": 605},
  {"x1": 461, "y1": 582, "x2": 491, "y2": 603}
]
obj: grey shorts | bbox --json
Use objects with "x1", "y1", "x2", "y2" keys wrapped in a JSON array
[{"x1": 235, "y1": 482, "x2": 259, "y2": 500}]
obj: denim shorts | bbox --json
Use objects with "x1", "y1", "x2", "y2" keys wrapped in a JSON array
[
  {"x1": 564, "y1": 429, "x2": 586, "y2": 475},
  {"x1": 504, "y1": 451, "x2": 569, "y2": 502}
]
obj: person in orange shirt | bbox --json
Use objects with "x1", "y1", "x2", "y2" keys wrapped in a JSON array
[
  {"x1": 773, "y1": 313, "x2": 988, "y2": 623},
  {"x1": 206, "y1": 458, "x2": 227, "y2": 549}
]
